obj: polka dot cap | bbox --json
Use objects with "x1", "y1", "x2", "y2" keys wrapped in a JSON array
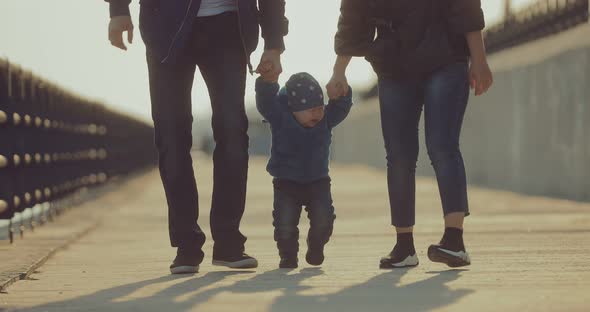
[{"x1": 285, "y1": 72, "x2": 325, "y2": 112}]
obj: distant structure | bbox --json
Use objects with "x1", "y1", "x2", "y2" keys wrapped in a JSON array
[
  {"x1": 484, "y1": 0, "x2": 588, "y2": 53},
  {"x1": 504, "y1": 0, "x2": 513, "y2": 21}
]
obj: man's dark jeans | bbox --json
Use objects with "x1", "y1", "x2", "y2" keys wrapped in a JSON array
[
  {"x1": 378, "y1": 62, "x2": 471, "y2": 228},
  {"x1": 146, "y1": 12, "x2": 249, "y2": 261},
  {"x1": 272, "y1": 178, "x2": 335, "y2": 258}
]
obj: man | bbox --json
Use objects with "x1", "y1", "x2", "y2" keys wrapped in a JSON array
[{"x1": 105, "y1": 0, "x2": 288, "y2": 274}]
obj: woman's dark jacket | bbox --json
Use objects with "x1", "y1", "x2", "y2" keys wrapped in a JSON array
[{"x1": 334, "y1": 0, "x2": 485, "y2": 78}]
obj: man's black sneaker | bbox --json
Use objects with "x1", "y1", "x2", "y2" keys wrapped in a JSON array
[
  {"x1": 428, "y1": 227, "x2": 471, "y2": 267},
  {"x1": 279, "y1": 257, "x2": 298, "y2": 269},
  {"x1": 427, "y1": 244, "x2": 471, "y2": 267},
  {"x1": 170, "y1": 248, "x2": 201, "y2": 274},
  {"x1": 379, "y1": 244, "x2": 419, "y2": 269},
  {"x1": 212, "y1": 253, "x2": 258, "y2": 269}
]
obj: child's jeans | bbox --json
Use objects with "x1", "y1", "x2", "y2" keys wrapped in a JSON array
[{"x1": 272, "y1": 177, "x2": 335, "y2": 258}]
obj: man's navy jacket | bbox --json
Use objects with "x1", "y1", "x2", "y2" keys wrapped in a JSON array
[{"x1": 105, "y1": 0, "x2": 288, "y2": 65}]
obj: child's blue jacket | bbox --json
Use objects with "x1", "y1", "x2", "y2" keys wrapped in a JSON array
[{"x1": 255, "y1": 78, "x2": 353, "y2": 183}]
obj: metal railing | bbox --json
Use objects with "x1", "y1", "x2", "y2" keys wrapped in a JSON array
[
  {"x1": 0, "y1": 59, "x2": 157, "y2": 242},
  {"x1": 484, "y1": 0, "x2": 589, "y2": 53}
]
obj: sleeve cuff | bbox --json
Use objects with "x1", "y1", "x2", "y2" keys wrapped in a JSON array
[
  {"x1": 255, "y1": 77, "x2": 280, "y2": 94},
  {"x1": 460, "y1": 12, "x2": 486, "y2": 33},
  {"x1": 343, "y1": 86, "x2": 353, "y2": 101},
  {"x1": 334, "y1": 30, "x2": 374, "y2": 56},
  {"x1": 263, "y1": 36, "x2": 286, "y2": 52},
  {"x1": 110, "y1": 3, "x2": 131, "y2": 17},
  {"x1": 449, "y1": 8, "x2": 486, "y2": 34},
  {"x1": 262, "y1": 17, "x2": 288, "y2": 51}
]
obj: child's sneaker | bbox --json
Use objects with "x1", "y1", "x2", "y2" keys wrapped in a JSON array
[
  {"x1": 306, "y1": 239, "x2": 325, "y2": 266},
  {"x1": 428, "y1": 227, "x2": 471, "y2": 267},
  {"x1": 279, "y1": 256, "x2": 299, "y2": 269},
  {"x1": 379, "y1": 232, "x2": 418, "y2": 269}
]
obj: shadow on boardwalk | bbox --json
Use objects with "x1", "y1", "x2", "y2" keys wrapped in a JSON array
[{"x1": 11, "y1": 268, "x2": 473, "y2": 312}]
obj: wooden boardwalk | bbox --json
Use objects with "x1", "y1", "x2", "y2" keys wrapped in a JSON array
[{"x1": 1, "y1": 155, "x2": 589, "y2": 311}]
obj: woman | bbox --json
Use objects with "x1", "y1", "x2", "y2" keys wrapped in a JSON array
[{"x1": 327, "y1": 0, "x2": 493, "y2": 268}]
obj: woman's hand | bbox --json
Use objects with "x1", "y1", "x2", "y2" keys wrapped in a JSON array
[
  {"x1": 469, "y1": 59, "x2": 493, "y2": 96},
  {"x1": 465, "y1": 31, "x2": 493, "y2": 96},
  {"x1": 327, "y1": 73, "x2": 349, "y2": 99},
  {"x1": 327, "y1": 55, "x2": 353, "y2": 99}
]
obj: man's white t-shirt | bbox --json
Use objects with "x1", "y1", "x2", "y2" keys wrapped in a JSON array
[{"x1": 197, "y1": 0, "x2": 238, "y2": 17}]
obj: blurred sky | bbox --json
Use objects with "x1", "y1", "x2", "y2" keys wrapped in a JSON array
[{"x1": 0, "y1": 0, "x2": 536, "y2": 122}]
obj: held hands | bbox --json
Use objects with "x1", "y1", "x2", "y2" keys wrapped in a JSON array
[
  {"x1": 469, "y1": 58, "x2": 493, "y2": 96},
  {"x1": 256, "y1": 50, "x2": 283, "y2": 82},
  {"x1": 326, "y1": 72, "x2": 350, "y2": 100},
  {"x1": 109, "y1": 16, "x2": 134, "y2": 51}
]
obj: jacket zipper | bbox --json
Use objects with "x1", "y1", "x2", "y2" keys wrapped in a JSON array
[
  {"x1": 162, "y1": 0, "x2": 195, "y2": 63},
  {"x1": 236, "y1": 0, "x2": 254, "y2": 74}
]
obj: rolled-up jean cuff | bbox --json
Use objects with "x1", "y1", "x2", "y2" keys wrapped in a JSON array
[
  {"x1": 443, "y1": 210, "x2": 470, "y2": 218},
  {"x1": 391, "y1": 219, "x2": 416, "y2": 228}
]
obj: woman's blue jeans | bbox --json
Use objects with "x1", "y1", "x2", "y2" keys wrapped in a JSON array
[{"x1": 378, "y1": 62, "x2": 471, "y2": 227}]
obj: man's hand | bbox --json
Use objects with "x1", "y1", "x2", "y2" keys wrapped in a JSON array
[
  {"x1": 109, "y1": 16, "x2": 134, "y2": 51},
  {"x1": 256, "y1": 49, "x2": 282, "y2": 82},
  {"x1": 326, "y1": 73, "x2": 349, "y2": 100},
  {"x1": 469, "y1": 59, "x2": 493, "y2": 96}
]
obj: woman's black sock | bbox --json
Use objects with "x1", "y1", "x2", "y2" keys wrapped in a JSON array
[
  {"x1": 396, "y1": 232, "x2": 416, "y2": 255},
  {"x1": 440, "y1": 227, "x2": 465, "y2": 252}
]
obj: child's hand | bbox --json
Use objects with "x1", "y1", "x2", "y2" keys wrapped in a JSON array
[
  {"x1": 256, "y1": 51, "x2": 281, "y2": 83},
  {"x1": 326, "y1": 73, "x2": 349, "y2": 100},
  {"x1": 469, "y1": 59, "x2": 493, "y2": 96},
  {"x1": 257, "y1": 62, "x2": 279, "y2": 82}
]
